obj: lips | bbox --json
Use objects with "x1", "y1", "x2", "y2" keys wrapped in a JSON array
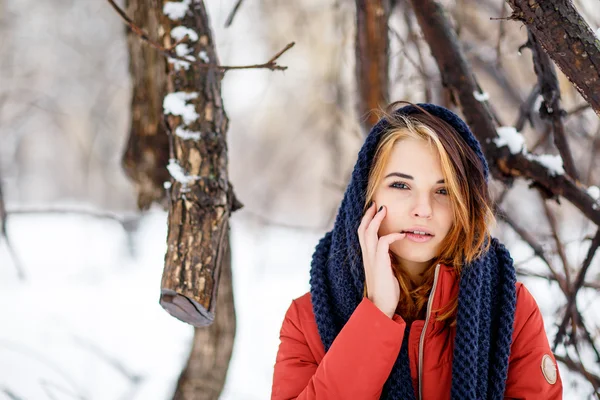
[{"x1": 400, "y1": 226, "x2": 434, "y2": 236}]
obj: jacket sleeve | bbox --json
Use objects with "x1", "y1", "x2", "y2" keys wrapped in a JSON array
[
  {"x1": 271, "y1": 296, "x2": 407, "y2": 400},
  {"x1": 504, "y1": 283, "x2": 563, "y2": 399}
]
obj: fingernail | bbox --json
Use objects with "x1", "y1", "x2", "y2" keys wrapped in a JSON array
[{"x1": 378, "y1": 206, "x2": 383, "y2": 212}]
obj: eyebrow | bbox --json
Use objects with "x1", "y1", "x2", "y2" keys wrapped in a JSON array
[{"x1": 384, "y1": 172, "x2": 445, "y2": 184}]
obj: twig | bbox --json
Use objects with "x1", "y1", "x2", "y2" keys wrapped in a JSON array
[
  {"x1": 242, "y1": 210, "x2": 325, "y2": 233},
  {"x1": 224, "y1": 0, "x2": 245, "y2": 28},
  {"x1": 554, "y1": 229, "x2": 600, "y2": 350},
  {"x1": 0, "y1": 168, "x2": 26, "y2": 280},
  {"x1": 402, "y1": 7, "x2": 432, "y2": 102},
  {"x1": 555, "y1": 353, "x2": 600, "y2": 396},
  {"x1": 524, "y1": 28, "x2": 578, "y2": 180},
  {"x1": 0, "y1": 340, "x2": 86, "y2": 398},
  {"x1": 494, "y1": 0, "x2": 507, "y2": 68},
  {"x1": 106, "y1": 0, "x2": 294, "y2": 71},
  {"x1": 5, "y1": 206, "x2": 140, "y2": 232},
  {"x1": 567, "y1": 103, "x2": 591, "y2": 117},
  {"x1": 514, "y1": 84, "x2": 540, "y2": 132},
  {"x1": 516, "y1": 269, "x2": 600, "y2": 291},
  {"x1": 542, "y1": 199, "x2": 572, "y2": 289},
  {"x1": 1, "y1": 387, "x2": 25, "y2": 400},
  {"x1": 39, "y1": 379, "x2": 86, "y2": 400},
  {"x1": 497, "y1": 206, "x2": 567, "y2": 293},
  {"x1": 73, "y1": 335, "x2": 143, "y2": 384}
]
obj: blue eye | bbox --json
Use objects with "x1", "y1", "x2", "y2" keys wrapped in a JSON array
[
  {"x1": 390, "y1": 181, "x2": 409, "y2": 189},
  {"x1": 437, "y1": 188, "x2": 448, "y2": 195}
]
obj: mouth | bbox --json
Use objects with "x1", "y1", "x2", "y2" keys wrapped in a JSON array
[
  {"x1": 400, "y1": 229, "x2": 434, "y2": 237},
  {"x1": 401, "y1": 230, "x2": 435, "y2": 243}
]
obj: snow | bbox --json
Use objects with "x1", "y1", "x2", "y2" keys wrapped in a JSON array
[
  {"x1": 473, "y1": 90, "x2": 490, "y2": 102},
  {"x1": 175, "y1": 126, "x2": 201, "y2": 141},
  {"x1": 588, "y1": 185, "x2": 600, "y2": 201},
  {"x1": 198, "y1": 50, "x2": 210, "y2": 63},
  {"x1": 525, "y1": 153, "x2": 565, "y2": 175},
  {"x1": 163, "y1": 92, "x2": 199, "y2": 125},
  {"x1": 596, "y1": 28, "x2": 600, "y2": 41},
  {"x1": 494, "y1": 127, "x2": 565, "y2": 175},
  {"x1": 171, "y1": 26, "x2": 199, "y2": 42},
  {"x1": 163, "y1": 0, "x2": 191, "y2": 20},
  {"x1": 166, "y1": 159, "x2": 199, "y2": 185},
  {"x1": 0, "y1": 210, "x2": 192, "y2": 399},
  {"x1": 168, "y1": 56, "x2": 191, "y2": 71},
  {"x1": 0, "y1": 207, "x2": 318, "y2": 400},
  {"x1": 494, "y1": 126, "x2": 525, "y2": 154}
]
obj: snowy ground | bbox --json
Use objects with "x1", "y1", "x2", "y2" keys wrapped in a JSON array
[{"x1": 0, "y1": 206, "x2": 596, "y2": 399}]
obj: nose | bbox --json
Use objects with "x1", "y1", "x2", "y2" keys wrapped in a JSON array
[{"x1": 411, "y1": 194, "x2": 433, "y2": 219}]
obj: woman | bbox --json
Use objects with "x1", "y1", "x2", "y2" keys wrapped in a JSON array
[{"x1": 270, "y1": 102, "x2": 563, "y2": 399}]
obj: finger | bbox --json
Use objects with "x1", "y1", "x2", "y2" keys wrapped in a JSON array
[
  {"x1": 376, "y1": 232, "x2": 406, "y2": 265},
  {"x1": 358, "y1": 201, "x2": 376, "y2": 235},
  {"x1": 365, "y1": 205, "x2": 386, "y2": 249},
  {"x1": 357, "y1": 201, "x2": 376, "y2": 247},
  {"x1": 378, "y1": 232, "x2": 406, "y2": 248}
]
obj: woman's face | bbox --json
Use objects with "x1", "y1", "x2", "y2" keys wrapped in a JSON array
[{"x1": 372, "y1": 137, "x2": 454, "y2": 266}]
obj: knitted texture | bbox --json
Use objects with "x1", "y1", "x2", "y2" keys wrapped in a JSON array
[{"x1": 309, "y1": 104, "x2": 517, "y2": 399}]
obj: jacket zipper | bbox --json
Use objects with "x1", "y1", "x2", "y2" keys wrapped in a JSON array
[{"x1": 418, "y1": 263, "x2": 441, "y2": 400}]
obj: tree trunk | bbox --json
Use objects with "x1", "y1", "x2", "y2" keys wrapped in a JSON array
[
  {"x1": 122, "y1": 0, "x2": 170, "y2": 210},
  {"x1": 355, "y1": 0, "x2": 391, "y2": 131},
  {"x1": 122, "y1": 0, "x2": 241, "y2": 398},
  {"x1": 172, "y1": 228, "x2": 235, "y2": 399}
]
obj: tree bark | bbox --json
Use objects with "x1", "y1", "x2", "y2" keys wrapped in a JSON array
[
  {"x1": 172, "y1": 227, "x2": 236, "y2": 399},
  {"x1": 157, "y1": 0, "x2": 242, "y2": 328},
  {"x1": 505, "y1": 0, "x2": 600, "y2": 117},
  {"x1": 122, "y1": 0, "x2": 170, "y2": 210},
  {"x1": 355, "y1": 0, "x2": 391, "y2": 131}
]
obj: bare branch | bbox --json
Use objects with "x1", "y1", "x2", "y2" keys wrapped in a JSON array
[
  {"x1": 505, "y1": 0, "x2": 600, "y2": 117},
  {"x1": 224, "y1": 0, "x2": 244, "y2": 28},
  {"x1": 107, "y1": 0, "x2": 294, "y2": 71},
  {"x1": 514, "y1": 85, "x2": 540, "y2": 133},
  {"x1": 0, "y1": 168, "x2": 26, "y2": 280},
  {"x1": 542, "y1": 200, "x2": 572, "y2": 288},
  {"x1": 1, "y1": 387, "x2": 25, "y2": 400},
  {"x1": 554, "y1": 229, "x2": 600, "y2": 349},
  {"x1": 555, "y1": 354, "x2": 600, "y2": 395},
  {"x1": 407, "y1": 0, "x2": 600, "y2": 228},
  {"x1": 524, "y1": 29, "x2": 578, "y2": 179},
  {"x1": 497, "y1": 206, "x2": 567, "y2": 293}
]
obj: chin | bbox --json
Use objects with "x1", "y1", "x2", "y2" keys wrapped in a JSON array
[{"x1": 390, "y1": 243, "x2": 438, "y2": 263}]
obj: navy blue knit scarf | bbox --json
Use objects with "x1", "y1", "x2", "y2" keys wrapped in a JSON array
[{"x1": 309, "y1": 104, "x2": 517, "y2": 399}]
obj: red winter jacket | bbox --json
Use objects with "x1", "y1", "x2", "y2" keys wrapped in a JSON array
[{"x1": 271, "y1": 264, "x2": 562, "y2": 399}]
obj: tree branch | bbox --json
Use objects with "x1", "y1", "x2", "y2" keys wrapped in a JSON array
[
  {"x1": 514, "y1": 84, "x2": 540, "y2": 132},
  {"x1": 505, "y1": 0, "x2": 600, "y2": 117},
  {"x1": 554, "y1": 229, "x2": 600, "y2": 349},
  {"x1": 408, "y1": 0, "x2": 600, "y2": 228},
  {"x1": 523, "y1": 28, "x2": 578, "y2": 179},
  {"x1": 0, "y1": 169, "x2": 25, "y2": 280},
  {"x1": 107, "y1": 0, "x2": 294, "y2": 71},
  {"x1": 224, "y1": 0, "x2": 244, "y2": 28}
]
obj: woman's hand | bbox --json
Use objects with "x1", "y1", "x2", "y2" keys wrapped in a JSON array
[{"x1": 357, "y1": 202, "x2": 406, "y2": 318}]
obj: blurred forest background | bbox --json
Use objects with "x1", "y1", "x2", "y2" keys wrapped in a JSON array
[{"x1": 1, "y1": 0, "x2": 600, "y2": 399}]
